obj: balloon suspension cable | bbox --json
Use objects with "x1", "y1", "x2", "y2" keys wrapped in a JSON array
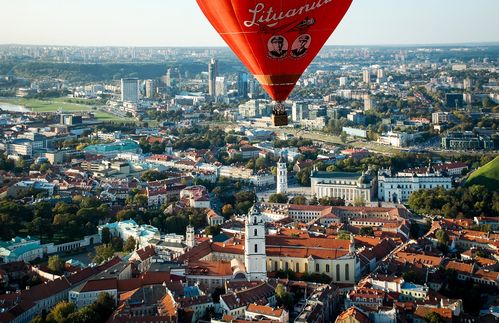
[{"x1": 273, "y1": 101, "x2": 287, "y2": 116}]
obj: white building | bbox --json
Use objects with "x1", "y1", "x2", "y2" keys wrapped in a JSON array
[
  {"x1": 238, "y1": 100, "x2": 272, "y2": 118},
  {"x1": 215, "y1": 76, "x2": 227, "y2": 97},
  {"x1": 432, "y1": 112, "x2": 450, "y2": 125},
  {"x1": 0, "y1": 236, "x2": 44, "y2": 263},
  {"x1": 378, "y1": 169, "x2": 452, "y2": 203},
  {"x1": 98, "y1": 220, "x2": 160, "y2": 248},
  {"x1": 244, "y1": 203, "x2": 267, "y2": 281},
  {"x1": 180, "y1": 185, "x2": 211, "y2": 208},
  {"x1": 276, "y1": 155, "x2": 287, "y2": 194},
  {"x1": 377, "y1": 131, "x2": 412, "y2": 148},
  {"x1": 121, "y1": 78, "x2": 139, "y2": 102},
  {"x1": 310, "y1": 171, "x2": 376, "y2": 204},
  {"x1": 292, "y1": 101, "x2": 309, "y2": 122}
]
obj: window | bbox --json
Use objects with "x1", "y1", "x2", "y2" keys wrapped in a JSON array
[
  {"x1": 345, "y1": 264, "x2": 350, "y2": 281},
  {"x1": 315, "y1": 263, "x2": 320, "y2": 272},
  {"x1": 254, "y1": 228, "x2": 258, "y2": 236},
  {"x1": 296, "y1": 263, "x2": 300, "y2": 272},
  {"x1": 254, "y1": 244, "x2": 258, "y2": 253},
  {"x1": 326, "y1": 264, "x2": 330, "y2": 273},
  {"x1": 285, "y1": 262, "x2": 289, "y2": 271},
  {"x1": 336, "y1": 264, "x2": 340, "y2": 281},
  {"x1": 274, "y1": 261, "x2": 278, "y2": 271}
]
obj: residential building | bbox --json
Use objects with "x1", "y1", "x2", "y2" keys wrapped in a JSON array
[{"x1": 121, "y1": 78, "x2": 139, "y2": 102}]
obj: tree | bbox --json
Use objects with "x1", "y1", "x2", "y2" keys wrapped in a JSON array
[
  {"x1": 268, "y1": 193, "x2": 288, "y2": 204},
  {"x1": 221, "y1": 204, "x2": 234, "y2": 218},
  {"x1": 79, "y1": 196, "x2": 100, "y2": 209},
  {"x1": 275, "y1": 283, "x2": 294, "y2": 311},
  {"x1": 353, "y1": 196, "x2": 366, "y2": 207},
  {"x1": 205, "y1": 225, "x2": 221, "y2": 236},
  {"x1": 90, "y1": 292, "x2": 116, "y2": 322},
  {"x1": 337, "y1": 231, "x2": 351, "y2": 240},
  {"x1": 435, "y1": 229, "x2": 449, "y2": 245},
  {"x1": 46, "y1": 301, "x2": 76, "y2": 323},
  {"x1": 101, "y1": 227, "x2": 111, "y2": 244},
  {"x1": 290, "y1": 196, "x2": 307, "y2": 205},
  {"x1": 359, "y1": 226, "x2": 374, "y2": 236},
  {"x1": 111, "y1": 236, "x2": 123, "y2": 252},
  {"x1": 424, "y1": 312, "x2": 445, "y2": 323},
  {"x1": 116, "y1": 209, "x2": 136, "y2": 221},
  {"x1": 93, "y1": 244, "x2": 114, "y2": 264},
  {"x1": 133, "y1": 194, "x2": 148, "y2": 207},
  {"x1": 47, "y1": 255, "x2": 64, "y2": 274},
  {"x1": 340, "y1": 131, "x2": 348, "y2": 144},
  {"x1": 123, "y1": 236, "x2": 136, "y2": 252},
  {"x1": 319, "y1": 196, "x2": 345, "y2": 206}
]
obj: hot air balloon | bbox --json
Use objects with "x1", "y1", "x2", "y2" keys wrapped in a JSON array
[{"x1": 196, "y1": 0, "x2": 353, "y2": 126}]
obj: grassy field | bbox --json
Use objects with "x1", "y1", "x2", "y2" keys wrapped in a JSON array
[
  {"x1": 466, "y1": 156, "x2": 499, "y2": 190},
  {"x1": 0, "y1": 98, "x2": 130, "y2": 122}
]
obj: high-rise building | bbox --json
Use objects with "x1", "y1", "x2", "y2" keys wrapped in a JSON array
[
  {"x1": 291, "y1": 101, "x2": 309, "y2": 122},
  {"x1": 238, "y1": 72, "x2": 249, "y2": 98},
  {"x1": 164, "y1": 67, "x2": 180, "y2": 88},
  {"x1": 244, "y1": 203, "x2": 267, "y2": 281},
  {"x1": 362, "y1": 70, "x2": 371, "y2": 85},
  {"x1": 121, "y1": 78, "x2": 139, "y2": 102},
  {"x1": 463, "y1": 78, "x2": 472, "y2": 90},
  {"x1": 377, "y1": 68, "x2": 384, "y2": 79},
  {"x1": 276, "y1": 155, "x2": 288, "y2": 194},
  {"x1": 364, "y1": 96, "x2": 374, "y2": 111},
  {"x1": 215, "y1": 76, "x2": 226, "y2": 97},
  {"x1": 208, "y1": 58, "x2": 218, "y2": 97},
  {"x1": 144, "y1": 79, "x2": 156, "y2": 99},
  {"x1": 248, "y1": 75, "x2": 261, "y2": 99},
  {"x1": 339, "y1": 77, "x2": 348, "y2": 87}
]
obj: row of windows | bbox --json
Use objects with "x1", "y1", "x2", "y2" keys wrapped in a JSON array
[{"x1": 271, "y1": 261, "x2": 350, "y2": 281}]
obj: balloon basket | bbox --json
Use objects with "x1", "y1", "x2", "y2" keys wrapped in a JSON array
[{"x1": 272, "y1": 113, "x2": 288, "y2": 127}]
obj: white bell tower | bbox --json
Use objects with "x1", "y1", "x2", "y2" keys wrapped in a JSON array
[
  {"x1": 186, "y1": 225, "x2": 195, "y2": 248},
  {"x1": 276, "y1": 154, "x2": 288, "y2": 194},
  {"x1": 244, "y1": 202, "x2": 267, "y2": 281}
]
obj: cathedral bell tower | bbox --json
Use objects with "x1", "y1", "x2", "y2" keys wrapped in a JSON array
[
  {"x1": 276, "y1": 153, "x2": 288, "y2": 194},
  {"x1": 244, "y1": 202, "x2": 267, "y2": 281}
]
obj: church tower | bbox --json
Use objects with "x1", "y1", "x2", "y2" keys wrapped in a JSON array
[
  {"x1": 244, "y1": 202, "x2": 267, "y2": 281},
  {"x1": 186, "y1": 225, "x2": 196, "y2": 248},
  {"x1": 276, "y1": 154, "x2": 288, "y2": 194}
]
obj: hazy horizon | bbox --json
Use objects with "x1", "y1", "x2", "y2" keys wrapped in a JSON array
[{"x1": 0, "y1": 0, "x2": 498, "y2": 47}]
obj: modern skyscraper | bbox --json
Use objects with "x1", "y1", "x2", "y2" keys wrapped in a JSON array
[
  {"x1": 208, "y1": 58, "x2": 218, "y2": 97},
  {"x1": 463, "y1": 78, "x2": 472, "y2": 90},
  {"x1": 364, "y1": 96, "x2": 374, "y2": 111},
  {"x1": 144, "y1": 79, "x2": 156, "y2": 99},
  {"x1": 248, "y1": 75, "x2": 261, "y2": 99},
  {"x1": 276, "y1": 155, "x2": 288, "y2": 194},
  {"x1": 339, "y1": 76, "x2": 348, "y2": 87},
  {"x1": 215, "y1": 76, "x2": 226, "y2": 97},
  {"x1": 121, "y1": 78, "x2": 139, "y2": 102},
  {"x1": 362, "y1": 69, "x2": 371, "y2": 85},
  {"x1": 377, "y1": 68, "x2": 385, "y2": 79},
  {"x1": 244, "y1": 203, "x2": 267, "y2": 281},
  {"x1": 292, "y1": 101, "x2": 309, "y2": 122},
  {"x1": 238, "y1": 72, "x2": 249, "y2": 98}
]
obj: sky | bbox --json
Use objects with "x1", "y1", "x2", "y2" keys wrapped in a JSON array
[{"x1": 0, "y1": 0, "x2": 498, "y2": 47}]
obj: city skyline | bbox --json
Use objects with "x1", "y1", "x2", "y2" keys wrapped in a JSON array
[{"x1": 0, "y1": 0, "x2": 498, "y2": 47}]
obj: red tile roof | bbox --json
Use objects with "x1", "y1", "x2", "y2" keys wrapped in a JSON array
[{"x1": 336, "y1": 306, "x2": 369, "y2": 323}]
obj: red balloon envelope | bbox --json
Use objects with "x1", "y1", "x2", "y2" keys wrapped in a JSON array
[{"x1": 196, "y1": 0, "x2": 353, "y2": 123}]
